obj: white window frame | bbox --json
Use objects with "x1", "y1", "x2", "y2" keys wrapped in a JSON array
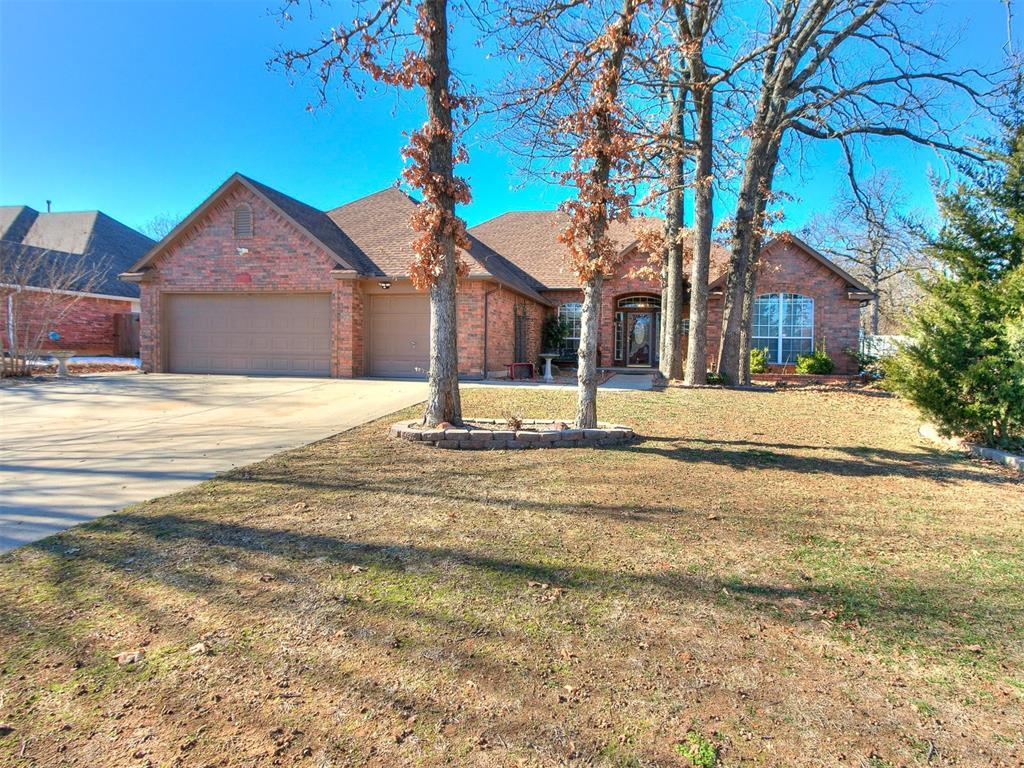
[
  {"x1": 558, "y1": 302, "x2": 582, "y2": 358},
  {"x1": 752, "y1": 293, "x2": 814, "y2": 364}
]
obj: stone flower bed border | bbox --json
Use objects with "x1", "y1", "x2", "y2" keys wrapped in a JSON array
[
  {"x1": 390, "y1": 418, "x2": 635, "y2": 450},
  {"x1": 919, "y1": 423, "x2": 1024, "y2": 474}
]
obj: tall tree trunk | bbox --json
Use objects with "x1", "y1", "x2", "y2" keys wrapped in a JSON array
[
  {"x1": 683, "y1": 78, "x2": 714, "y2": 385},
  {"x1": 575, "y1": 275, "x2": 603, "y2": 427},
  {"x1": 717, "y1": 167, "x2": 759, "y2": 382},
  {"x1": 869, "y1": 269, "x2": 881, "y2": 334},
  {"x1": 571, "y1": 0, "x2": 638, "y2": 429},
  {"x1": 660, "y1": 87, "x2": 686, "y2": 381},
  {"x1": 719, "y1": 135, "x2": 778, "y2": 384},
  {"x1": 421, "y1": 0, "x2": 462, "y2": 427}
]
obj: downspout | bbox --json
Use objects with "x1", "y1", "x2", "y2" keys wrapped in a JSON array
[
  {"x1": 6, "y1": 291, "x2": 16, "y2": 350},
  {"x1": 482, "y1": 286, "x2": 498, "y2": 380}
]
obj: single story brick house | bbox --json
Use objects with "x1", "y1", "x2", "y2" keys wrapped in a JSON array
[
  {"x1": 122, "y1": 173, "x2": 872, "y2": 378},
  {"x1": 0, "y1": 206, "x2": 151, "y2": 355}
]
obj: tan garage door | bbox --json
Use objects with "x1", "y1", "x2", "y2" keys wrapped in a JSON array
[
  {"x1": 367, "y1": 294, "x2": 430, "y2": 377},
  {"x1": 165, "y1": 293, "x2": 331, "y2": 376}
]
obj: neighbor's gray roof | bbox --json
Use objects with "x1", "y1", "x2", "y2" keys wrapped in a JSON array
[
  {"x1": 0, "y1": 240, "x2": 140, "y2": 299},
  {"x1": 0, "y1": 206, "x2": 39, "y2": 243},
  {"x1": 0, "y1": 206, "x2": 153, "y2": 298}
]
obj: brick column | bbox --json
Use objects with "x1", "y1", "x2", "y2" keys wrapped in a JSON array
[{"x1": 333, "y1": 279, "x2": 363, "y2": 378}]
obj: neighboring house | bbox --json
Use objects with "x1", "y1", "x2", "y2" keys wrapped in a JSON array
[
  {"x1": 123, "y1": 173, "x2": 873, "y2": 378},
  {"x1": 0, "y1": 206, "x2": 153, "y2": 355}
]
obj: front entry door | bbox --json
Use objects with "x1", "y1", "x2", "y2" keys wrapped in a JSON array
[{"x1": 627, "y1": 313, "x2": 653, "y2": 366}]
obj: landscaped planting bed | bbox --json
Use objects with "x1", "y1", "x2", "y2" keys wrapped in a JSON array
[{"x1": 390, "y1": 417, "x2": 635, "y2": 449}]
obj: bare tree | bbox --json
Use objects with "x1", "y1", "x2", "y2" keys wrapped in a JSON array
[
  {"x1": 803, "y1": 172, "x2": 930, "y2": 334},
  {"x1": 714, "y1": 0, "x2": 994, "y2": 384},
  {"x1": 0, "y1": 244, "x2": 104, "y2": 377},
  {"x1": 272, "y1": 0, "x2": 472, "y2": 426},
  {"x1": 139, "y1": 212, "x2": 182, "y2": 241},
  {"x1": 495, "y1": 0, "x2": 650, "y2": 427},
  {"x1": 637, "y1": 0, "x2": 779, "y2": 384}
]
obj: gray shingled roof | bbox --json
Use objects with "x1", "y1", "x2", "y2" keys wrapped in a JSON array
[
  {"x1": 0, "y1": 206, "x2": 153, "y2": 298},
  {"x1": 0, "y1": 206, "x2": 39, "y2": 243},
  {"x1": 0, "y1": 241, "x2": 138, "y2": 298}
]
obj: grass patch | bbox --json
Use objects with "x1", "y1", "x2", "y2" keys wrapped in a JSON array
[{"x1": 1, "y1": 386, "x2": 1021, "y2": 766}]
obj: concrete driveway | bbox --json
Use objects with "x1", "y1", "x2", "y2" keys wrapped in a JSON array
[{"x1": 0, "y1": 374, "x2": 426, "y2": 552}]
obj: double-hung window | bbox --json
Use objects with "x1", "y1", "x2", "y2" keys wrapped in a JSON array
[{"x1": 752, "y1": 293, "x2": 814, "y2": 364}]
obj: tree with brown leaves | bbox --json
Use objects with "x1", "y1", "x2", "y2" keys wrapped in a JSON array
[
  {"x1": 273, "y1": 0, "x2": 472, "y2": 426},
  {"x1": 494, "y1": 0, "x2": 651, "y2": 428}
]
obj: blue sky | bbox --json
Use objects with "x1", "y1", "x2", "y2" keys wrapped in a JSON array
[{"x1": 0, "y1": 0, "x2": 1017, "y2": 236}]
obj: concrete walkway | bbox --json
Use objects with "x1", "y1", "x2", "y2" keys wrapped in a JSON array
[
  {"x1": 0, "y1": 374, "x2": 426, "y2": 552},
  {"x1": 600, "y1": 373, "x2": 654, "y2": 390}
]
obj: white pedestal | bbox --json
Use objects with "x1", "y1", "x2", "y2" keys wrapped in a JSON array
[
  {"x1": 541, "y1": 354, "x2": 556, "y2": 384},
  {"x1": 51, "y1": 351, "x2": 76, "y2": 377}
]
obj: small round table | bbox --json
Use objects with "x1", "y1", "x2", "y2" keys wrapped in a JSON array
[{"x1": 540, "y1": 353, "x2": 558, "y2": 383}]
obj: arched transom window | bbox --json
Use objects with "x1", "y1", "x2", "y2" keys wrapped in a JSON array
[
  {"x1": 557, "y1": 302, "x2": 582, "y2": 357},
  {"x1": 617, "y1": 295, "x2": 661, "y2": 309},
  {"x1": 233, "y1": 203, "x2": 254, "y2": 239},
  {"x1": 752, "y1": 293, "x2": 814, "y2": 364}
]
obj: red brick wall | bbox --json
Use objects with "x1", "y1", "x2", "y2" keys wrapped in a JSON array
[
  {"x1": 482, "y1": 285, "x2": 545, "y2": 375},
  {"x1": 138, "y1": 185, "x2": 363, "y2": 377},
  {"x1": 0, "y1": 290, "x2": 134, "y2": 355},
  {"x1": 745, "y1": 240, "x2": 860, "y2": 374},
  {"x1": 541, "y1": 251, "x2": 661, "y2": 366},
  {"x1": 542, "y1": 241, "x2": 862, "y2": 374}
]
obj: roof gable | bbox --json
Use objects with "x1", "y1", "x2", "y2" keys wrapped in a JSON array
[
  {"x1": 706, "y1": 233, "x2": 875, "y2": 295},
  {"x1": 125, "y1": 174, "x2": 365, "y2": 274}
]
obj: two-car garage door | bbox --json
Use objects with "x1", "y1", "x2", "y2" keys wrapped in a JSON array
[
  {"x1": 165, "y1": 294, "x2": 332, "y2": 376},
  {"x1": 164, "y1": 292, "x2": 431, "y2": 378}
]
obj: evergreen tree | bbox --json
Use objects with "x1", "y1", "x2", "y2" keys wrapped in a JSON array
[{"x1": 886, "y1": 124, "x2": 1024, "y2": 449}]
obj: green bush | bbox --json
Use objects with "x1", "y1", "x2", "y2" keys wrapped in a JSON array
[
  {"x1": 885, "y1": 123, "x2": 1024, "y2": 451},
  {"x1": 844, "y1": 345, "x2": 883, "y2": 377},
  {"x1": 541, "y1": 315, "x2": 568, "y2": 354},
  {"x1": 749, "y1": 346, "x2": 769, "y2": 374},
  {"x1": 795, "y1": 344, "x2": 834, "y2": 375}
]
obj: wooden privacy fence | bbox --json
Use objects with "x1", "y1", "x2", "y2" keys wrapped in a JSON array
[{"x1": 113, "y1": 312, "x2": 140, "y2": 357}]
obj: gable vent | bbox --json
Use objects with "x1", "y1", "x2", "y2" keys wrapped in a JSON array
[{"x1": 233, "y1": 204, "x2": 254, "y2": 238}]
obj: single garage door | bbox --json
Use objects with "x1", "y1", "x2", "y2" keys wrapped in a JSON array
[
  {"x1": 165, "y1": 293, "x2": 331, "y2": 376},
  {"x1": 367, "y1": 294, "x2": 430, "y2": 377}
]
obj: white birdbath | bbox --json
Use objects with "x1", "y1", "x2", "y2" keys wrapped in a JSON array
[
  {"x1": 50, "y1": 350, "x2": 76, "y2": 377},
  {"x1": 540, "y1": 353, "x2": 558, "y2": 384}
]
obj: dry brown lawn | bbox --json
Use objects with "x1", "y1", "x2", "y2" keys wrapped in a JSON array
[{"x1": 1, "y1": 385, "x2": 1022, "y2": 768}]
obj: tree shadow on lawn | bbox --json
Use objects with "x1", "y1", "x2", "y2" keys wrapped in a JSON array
[
  {"x1": 631, "y1": 436, "x2": 1016, "y2": 484},
  {"x1": 28, "y1": 509, "x2": 1017, "y2": 667}
]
